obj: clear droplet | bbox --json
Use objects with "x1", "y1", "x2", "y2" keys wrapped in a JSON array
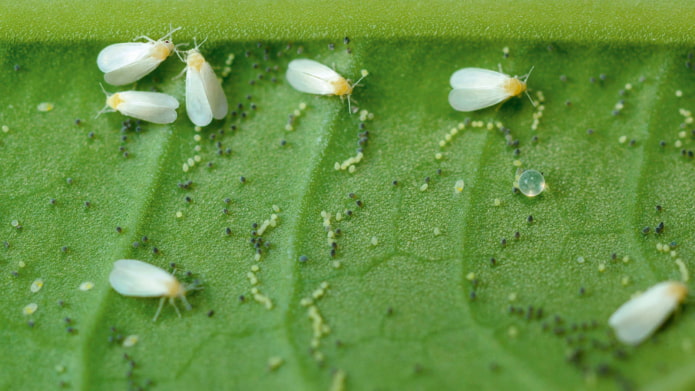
[{"x1": 518, "y1": 169, "x2": 545, "y2": 197}]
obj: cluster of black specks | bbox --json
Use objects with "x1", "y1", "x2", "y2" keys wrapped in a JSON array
[
  {"x1": 249, "y1": 222, "x2": 271, "y2": 257},
  {"x1": 244, "y1": 41, "x2": 283, "y2": 86},
  {"x1": 107, "y1": 326, "x2": 124, "y2": 345},
  {"x1": 122, "y1": 353, "x2": 153, "y2": 391},
  {"x1": 177, "y1": 180, "x2": 194, "y2": 190},
  {"x1": 118, "y1": 119, "x2": 145, "y2": 158},
  {"x1": 527, "y1": 310, "x2": 634, "y2": 390},
  {"x1": 508, "y1": 304, "x2": 544, "y2": 321}
]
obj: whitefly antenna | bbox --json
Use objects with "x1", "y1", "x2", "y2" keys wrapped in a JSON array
[{"x1": 95, "y1": 83, "x2": 113, "y2": 119}]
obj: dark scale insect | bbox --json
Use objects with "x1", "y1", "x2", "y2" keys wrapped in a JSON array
[{"x1": 655, "y1": 221, "x2": 664, "y2": 234}]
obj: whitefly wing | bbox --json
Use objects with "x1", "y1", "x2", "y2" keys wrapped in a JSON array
[
  {"x1": 97, "y1": 43, "x2": 152, "y2": 73},
  {"x1": 608, "y1": 281, "x2": 684, "y2": 345},
  {"x1": 200, "y1": 61, "x2": 228, "y2": 120},
  {"x1": 116, "y1": 91, "x2": 179, "y2": 124},
  {"x1": 449, "y1": 67, "x2": 509, "y2": 89},
  {"x1": 104, "y1": 56, "x2": 163, "y2": 86},
  {"x1": 448, "y1": 87, "x2": 511, "y2": 112},
  {"x1": 286, "y1": 59, "x2": 342, "y2": 95},
  {"x1": 109, "y1": 259, "x2": 175, "y2": 297},
  {"x1": 186, "y1": 66, "x2": 214, "y2": 126}
]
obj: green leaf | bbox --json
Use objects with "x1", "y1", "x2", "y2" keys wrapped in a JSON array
[{"x1": 3, "y1": 2, "x2": 695, "y2": 390}]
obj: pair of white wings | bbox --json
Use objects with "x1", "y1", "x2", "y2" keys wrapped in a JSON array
[
  {"x1": 98, "y1": 42, "x2": 170, "y2": 86},
  {"x1": 111, "y1": 91, "x2": 179, "y2": 124},
  {"x1": 109, "y1": 259, "x2": 179, "y2": 297},
  {"x1": 185, "y1": 52, "x2": 228, "y2": 127},
  {"x1": 448, "y1": 68, "x2": 516, "y2": 112},
  {"x1": 608, "y1": 281, "x2": 687, "y2": 345},
  {"x1": 286, "y1": 59, "x2": 345, "y2": 95}
]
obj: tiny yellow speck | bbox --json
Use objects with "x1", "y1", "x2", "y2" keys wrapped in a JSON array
[
  {"x1": 676, "y1": 90, "x2": 683, "y2": 97},
  {"x1": 618, "y1": 135, "x2": 627, "y2": 144},
  {"x1": 438, "y1": 140, "x2": 446, "y2": 147},
  {"x1": 663, "y1": 244, "x2": 671, "y2": 252},
  {"x1": 194, "y1": 145, "x2": 201, "y2": 152},
  {"x1": 182, "y1": 163, "x2": 189, "y2": 172},
  {"x1": 194, "y1": 126, "x2": 202, "y2": 132},
  {"x1": 493, "y1": 198, "x2": 501, "y2": 206},
  {"x1": 272, "y1": 205, "x2": 281, "y2": 212},
  {"x1": 332, "y1": 260, "x2": 342, "y2": 268},
  {"x1": 251, "y1": 265, "x2": 260, "y2": 272},
  {"x1": 598, "y1": 263, "x2": 606, "y2": 272},
  {"x1": 37, "y1": 102, "x2": 54, "y2": 112},
  {"x1": 675, "y1": 140, "x2": 683, "y2": 148},
  {"x1": 285, "y1": 124, "x2": 294, "y2": 131},
  {"x1": 466, "y1": 272, "x2": 476, "y2": 281},
  {"x1": 675, "y1": 258, "x2": 689, "y2": 282},
  {"x1": 420, "y1": 183, "x2": 428, "y2": 191},
  {"x1": 508, "y1": 292, "x2": 517, "y2": 301},
  {"x1": 334, "y1": 162, "x2": 341, "y2": 170},
  {"x1": 624, "y1": 83, "x2": 633, "y2": 90},
  {"x1": 299, "y1": 102, "x2": 307, "y2": 110},
  {"x1": 194, "y1": 134, "x2": 201, "y2": 142},
  {"x1": 23, "y1": 303, "x2": 38, "y2": 315},
  {"x1": 176, "y1": 211, "x2": 183, "y2": 218},
  {"x1": 267, "y1": 356, "x2": 284, "y2": 370},
  {"x1": 361, "y1": 69, "x2": 369, "y2": 77},
  {"x1": 656, "y1": 243, "x2": 663, "y2": 251},
  {"x1": 18, "y1": 261, "x2": 26, "y2": 268},
  {"x1": 1, "y1": 125, "x2": 8, "y2": 133},
  {"x1": 300, "y1": 298, "x2": 312, "y2": 307},
  {"x1": 79, "y1": 281, "x2": 94, "y2": 291},
  {"x1": 254, "y1": 253, "x2": 262, "y2": 261},
  {"x1": 622, "y1": 256, "x2": 630, "y2": 263},
  {"x1": 507, "y1": 326, "x2": 518, "y2": 338},
  {"x1": 671, "y1": 250, "x2": 678, "y2": 258},
  {"x1": 293, "y1": 109, "x2": 301, "y2": 116},
  {"x1": 30, "y1": 279, "x2": 44, "y2": 293},
  {"x1": 621, "y1": 276, "x2": 630, "y2": 286},
  {"x1": 513, "y1": 160, "x2": 522, "y2": 167},
  {"x1": 435, "y1": 153, "x2": 443, "y2": 160},
  {"x1": 123, "y1": 335, "x2": 139, "y2": 348},
  {"x1": 433, "y1": 227, "x2": 441, "y2": 236},
  {"x1": 454, "y1": 179, "x2": 465, "y2": 193},
  {"x1": 371, "y1": 236, "x2": 379, "y2": 246},
  {"x1": 679, "y1": 131, "x2": 687, "y2": 138},
  {"x1": 330, "y1": 369, "x2": 347, "y2": 391},
  {"x1": 194, "y1": 155, "x2": 201, "y2": 163}
]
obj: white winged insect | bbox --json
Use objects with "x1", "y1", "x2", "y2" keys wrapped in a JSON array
[
  {"x1": 448, "y1": 67, "x2": 533, "y2": 112},
  {"x1": 180, "y1": 43, "x2": 228, "y2": 126},
  {"x1": 97, "y1": 27, "x2": 181, "y2": 86},
  {"x1": 608, "y1": 281, "x2": 688, "y2": 346},
  {"x1": 97, "y1": 87, "x2": 179, "y2": 124},
  {"x1": 286, "y1": 59, "x2": 368, "y2": 112},
  {"x1": 109, "y1": 259, "x2": 193, "y2": 322}
]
